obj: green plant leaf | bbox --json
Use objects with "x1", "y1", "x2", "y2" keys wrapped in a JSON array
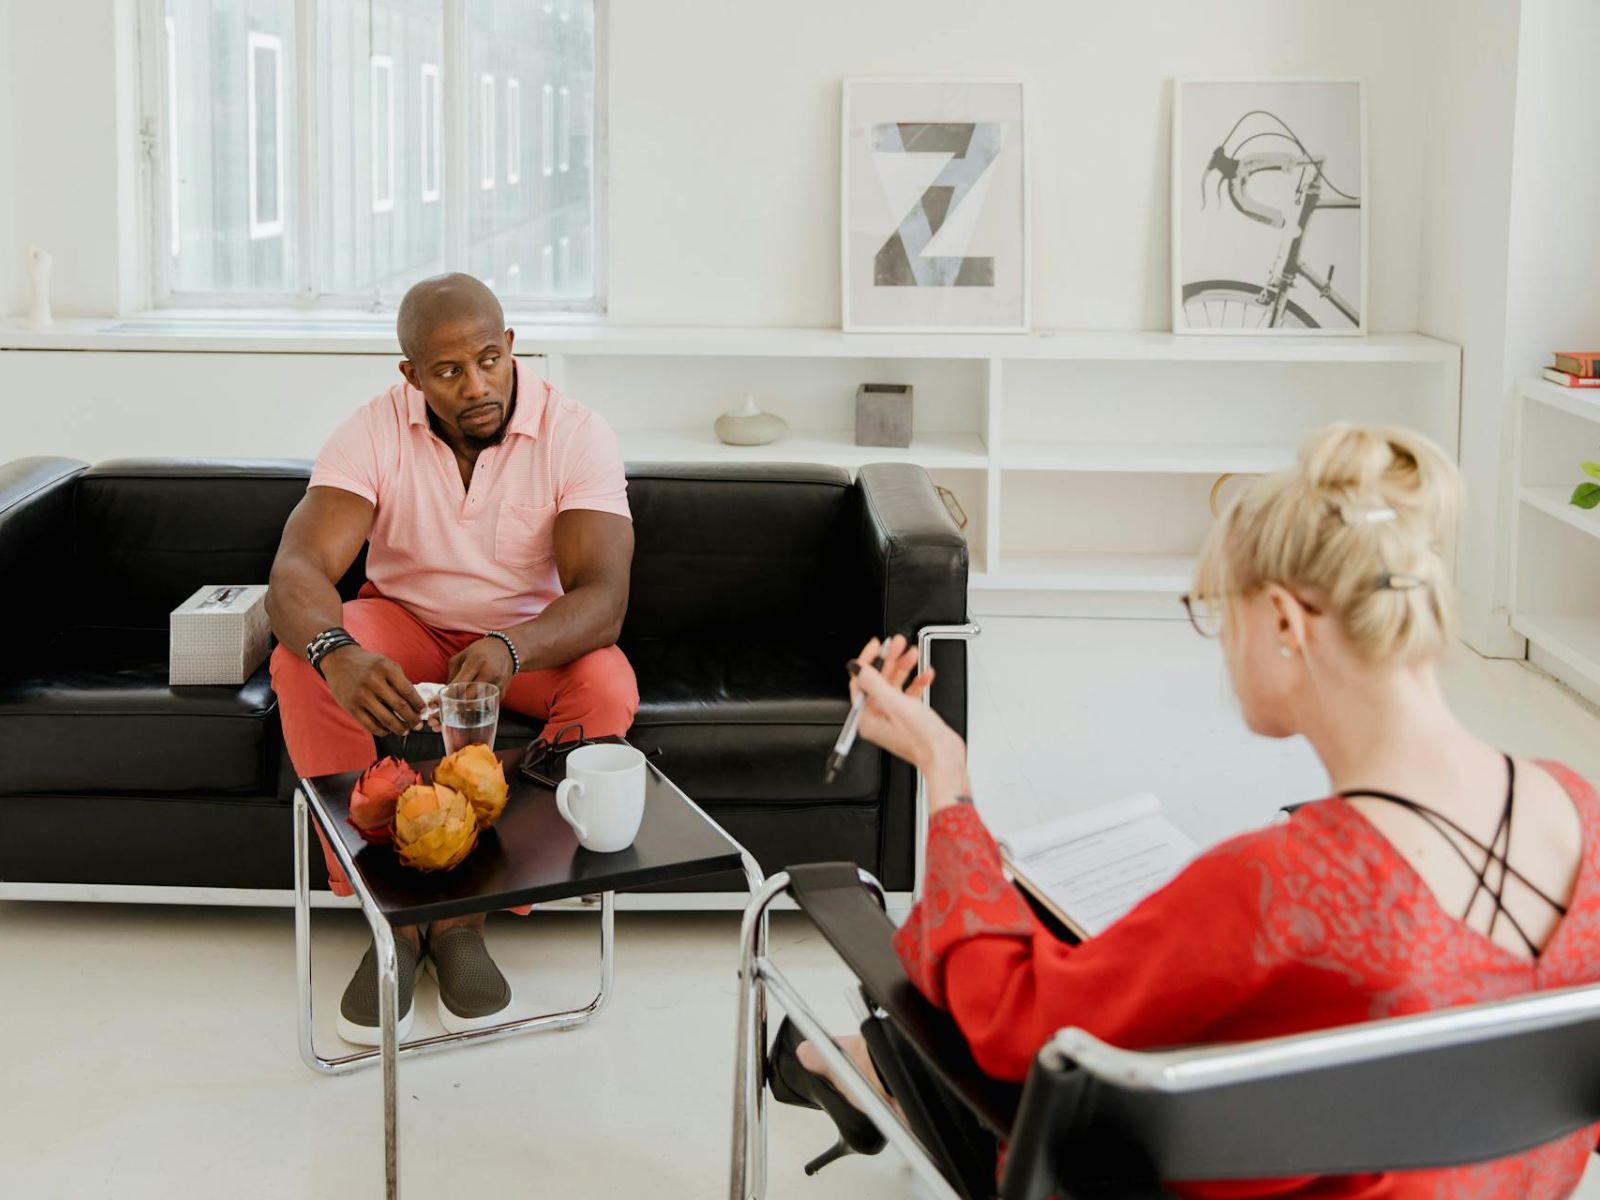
[
  {"x1": 1571, "y1": 483, "x2": 1600, "y2": 509},
  {"x1": 1582, "y1": 462, "x2": 1600, "y2": 481}
]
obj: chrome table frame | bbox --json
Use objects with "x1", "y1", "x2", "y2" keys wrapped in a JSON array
[
  {"x1": 295, "y1": 773, "x2": 764, "y2": 1200},
  {"x1": 729, "y1": 869, "x2": 963, "y2": 1200}
]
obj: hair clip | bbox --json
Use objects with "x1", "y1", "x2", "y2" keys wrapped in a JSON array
[
  {"x1": 1376, "y1": 573, "x2": 1426, "y2": 591},
  {"x1": 1338, "y1": 502, "x2": 1397, "y2": 525}
]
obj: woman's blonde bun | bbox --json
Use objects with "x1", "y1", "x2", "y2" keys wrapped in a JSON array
[{"x1": 1194, "y1": 424, "x2": 1461, "y2": 663}]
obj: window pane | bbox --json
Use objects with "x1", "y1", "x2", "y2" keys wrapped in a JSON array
[
  {"x1": 318, "y1": 0, "x2": 445, "y2": 297},
  {"x1": 419, "y1": 64, "x2": 440, "y2": 203},
  {"x1": 166, "y1": 0, "x2": 299, "y2": 293},
  {"x1": 371, "y1": 55, "x2": 394, "y2": 213},
  {"x1": 506, "y1": 78, "x2": 521, "y2": 185},
  {"x1": 466, "y1": 0, "x2": 596, "y2": 302}
]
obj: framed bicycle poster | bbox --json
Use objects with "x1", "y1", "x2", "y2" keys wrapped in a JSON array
[
  {"x1": 842, "y1": 78, "x2": 1029, "y2": 333},
  {"x1": 1172, "y1": 78, "x2": 1367, "y2": 335}
]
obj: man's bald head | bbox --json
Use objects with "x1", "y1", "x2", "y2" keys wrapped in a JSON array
[{"x1": 396, "y1": 272, "x2": 505, "y2": 365}]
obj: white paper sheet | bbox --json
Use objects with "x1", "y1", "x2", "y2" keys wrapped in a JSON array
[{"x1": 998, "y1": 795, "x2": 1198, "y2": 938}]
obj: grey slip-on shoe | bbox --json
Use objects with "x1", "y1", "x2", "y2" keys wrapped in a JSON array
[
  {"x1": 337, "y1": 936, "x2": 420, "y2": 1046},
  {"x1": 426, "y1": 926, "x2": 514, "y2": 1033}
]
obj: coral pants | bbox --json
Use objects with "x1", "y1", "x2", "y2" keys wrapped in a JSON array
[{"x1": 271, "y1": 587, "x2": 639, "y2": 898}]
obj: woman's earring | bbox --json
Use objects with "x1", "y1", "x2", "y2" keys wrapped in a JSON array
[{"x1": 1279, "y1": 645, "x2": 1293, "y2": 659}]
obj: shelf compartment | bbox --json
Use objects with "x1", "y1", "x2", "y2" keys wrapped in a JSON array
[
  {"x1": 1000, "y1": 441, "x2": 1294, "y2": 474},
  {"x1": 1511, "y1": 612, "x2": 1600, "y2": 685},
  {"x1": 618, "y1": 428, "x2": 988, "y2": 470},
  {"x1": 1520, "y1": 377, "x2": 1600, "y2": 426},
  {"x1": 1519, "y1": 486, "x2": 1600, "y2": 543}
]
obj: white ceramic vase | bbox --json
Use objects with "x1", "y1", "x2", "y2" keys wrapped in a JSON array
[{"x1": 715, "y1": 396, "x2": 787, "y2": 447}]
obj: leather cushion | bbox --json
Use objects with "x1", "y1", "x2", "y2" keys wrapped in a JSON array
[
  {"x1": 623, "y1": 464, "x2": 860, "y2": 639},
  {"x1": 0, "y1": 627, "x2": 281, "y2": 796},
  {"x1": 73, "y1": 460, "x2": 313, "y2": 628}
]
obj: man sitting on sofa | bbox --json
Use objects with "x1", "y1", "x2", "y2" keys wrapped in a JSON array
[{"x1": 268, "y1": 272, "x2": 637, "y2": 1045}]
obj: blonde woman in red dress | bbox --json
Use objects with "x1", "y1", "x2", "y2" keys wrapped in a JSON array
[{"x1": 768, "y1": 424, "x2": 1600, "y2": 1197}]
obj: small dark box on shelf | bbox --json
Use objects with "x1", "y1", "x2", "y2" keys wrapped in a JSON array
[{"x1": 856, "y1": 383, "x2": 913, "y2": 448}]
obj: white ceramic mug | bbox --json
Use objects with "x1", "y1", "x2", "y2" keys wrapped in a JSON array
[{"x1": 555, "y1": 744, "x2": 647, "y2": 852}]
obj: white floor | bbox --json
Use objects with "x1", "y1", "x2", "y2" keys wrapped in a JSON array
[{"x1": 6, "y1": 617, "x2": 1600, "y2": 1200}]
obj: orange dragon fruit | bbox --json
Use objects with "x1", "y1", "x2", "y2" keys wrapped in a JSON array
[
  {"x1": 348, "y1": 757, "x2": 420, "y2": 844},
  {"x1": 433, "y1": 743, "x2": 510, "y2": 829},
  {"x1": 393, "y1": 784, "x2": 479, "y2": 872}
]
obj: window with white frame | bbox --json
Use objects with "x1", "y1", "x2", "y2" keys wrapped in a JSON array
[{"x1": 150, "y1": 0, "x2": 601, "y2": 308}]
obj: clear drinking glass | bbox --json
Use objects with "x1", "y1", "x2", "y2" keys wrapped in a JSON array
[{"x1": 440, "y1": 681, "x2": 500, "y2": 754}]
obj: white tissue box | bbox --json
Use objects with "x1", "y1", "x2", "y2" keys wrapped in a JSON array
[{"x1": 170, "y1": 585, "x2": 272, "y2": 686}]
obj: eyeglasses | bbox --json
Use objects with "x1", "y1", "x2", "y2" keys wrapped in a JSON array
[
  {"x1": 1181, "y1": 589, "x2": 1323, "y2": 639},
  {"x1": 1181, "y1": 593, "x2": 1223, "y2": 639},
  {"x1": 518, "y1": 721, "x2": 589, "y2": 784}
]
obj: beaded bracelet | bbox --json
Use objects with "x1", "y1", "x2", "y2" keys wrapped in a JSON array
[{"x1": 483, "y1": 630, "x2": 521, "y2": 676}]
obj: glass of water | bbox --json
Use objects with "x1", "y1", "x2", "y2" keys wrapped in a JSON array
[{"x1": 440, "y1": 682, "x2": 500, "y2": 754}]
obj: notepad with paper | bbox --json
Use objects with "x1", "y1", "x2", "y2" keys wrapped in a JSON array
[{"x1": 997, "y1": 794, "x2": 1200, "y2": 941}]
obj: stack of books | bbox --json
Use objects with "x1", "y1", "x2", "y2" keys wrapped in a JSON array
[{"x1": 1544, "y1": 352, "x2": 1600, "y2": 389}]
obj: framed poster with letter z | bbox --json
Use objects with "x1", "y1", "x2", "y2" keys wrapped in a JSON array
[{"x1": 842, "y1": 78, "x2": 1029, "y2": 333}]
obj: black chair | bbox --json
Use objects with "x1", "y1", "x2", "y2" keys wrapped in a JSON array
[{"x1": 732, "y1": 862, "x2": 1600, "y2": 1200}]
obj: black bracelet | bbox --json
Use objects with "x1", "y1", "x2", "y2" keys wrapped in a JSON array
[
  {"x1": 484, "y1": 630, "x2": 521, "y2": 676},
  {"x1": 307, "y1": 627, "x2": 359, "y2": 678}
]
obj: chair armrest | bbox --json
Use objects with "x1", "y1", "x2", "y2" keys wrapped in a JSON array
[
  {"x1": 786, "y1": 862, "x2": 1020, "y2": 1135},
  {"x1": 0, "y1": 458, "x2": 88, "y2": 659}
]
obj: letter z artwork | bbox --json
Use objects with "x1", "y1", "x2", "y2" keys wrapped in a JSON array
[{"x1": 872, "y1": 122, "x2": 1001, "y2": 288}]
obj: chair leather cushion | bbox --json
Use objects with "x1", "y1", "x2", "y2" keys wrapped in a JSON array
[{"x1": 0, "y1": 627, "x2": 280, "y2": 796}]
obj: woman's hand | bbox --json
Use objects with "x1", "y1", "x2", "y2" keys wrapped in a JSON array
[{"x1": 850, "y1": 636, "x2": 971, "y2": 813}]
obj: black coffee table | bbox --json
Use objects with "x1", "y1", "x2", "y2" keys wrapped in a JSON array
[{"x1": 292, "y1": 745, "x2": 762, "y2": 1200}]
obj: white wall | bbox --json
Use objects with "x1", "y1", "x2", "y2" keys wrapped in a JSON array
[
  {"x1": 6, "y1": 0, "x2": 138, "y2": 316},
  {"x1": 0, "y1": 0, "x2": 17, "y2": 319},
  {"x1": 1418, "y1": 0, "x2": 1600, "y2": 657},
  {"x1": 4, "y1": 0, "x2": 1437, "y2": 329},
  {"x1": 607, "y1": 0, "x2": 1432, "y2": 330},
  {"x1": 1415, "y1": 0, "x2": 1524, "y2": 655},
  {"x1": 1505, "y1": 0, "x2": 1600, "y2": 403}
]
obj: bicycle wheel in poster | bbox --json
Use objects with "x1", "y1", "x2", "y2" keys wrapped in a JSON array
[{"x1": 1181, "y1": 280, "x2": 1318, "y2": 330}]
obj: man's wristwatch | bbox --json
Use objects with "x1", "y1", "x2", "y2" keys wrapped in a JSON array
[
  {"x1": 483, "y1": 630, "x2": 521, "y2": 676},
  {"x1": 307, "y1": 626, "x2": 360, "y2": 678}
]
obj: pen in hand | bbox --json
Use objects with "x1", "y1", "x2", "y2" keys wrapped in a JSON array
[{"x1": 824, "y1": 645, "x2": 887, "y2": 784}]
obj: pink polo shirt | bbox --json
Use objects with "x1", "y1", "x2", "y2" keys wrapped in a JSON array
[{"x1": 310, "y1": 361, "x2": 630, "y2": 633}]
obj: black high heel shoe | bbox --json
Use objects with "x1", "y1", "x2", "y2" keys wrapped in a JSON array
[{"x1": 766, "y1": 1017, "x2": 888, "y2": 1174}]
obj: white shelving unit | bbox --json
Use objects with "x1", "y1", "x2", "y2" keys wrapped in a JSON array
[
  {"x1": 0, "y1": 320, "x2": 1462, "y2": 616},
  {"x1": 539, "y1": 328, "x2": 1460, "y2": 617},
  {"x1": 1511, "y1": 377, "x2": 1600, "y2": 703}
]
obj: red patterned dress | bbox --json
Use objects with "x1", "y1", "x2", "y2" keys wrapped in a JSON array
[{"x1": 893, "y1": 761, "x2": 1600, "y2": 1198}]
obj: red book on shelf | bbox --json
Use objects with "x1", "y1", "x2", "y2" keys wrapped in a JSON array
[
  {"x1": 1554, "y1": 352, "x2": 1600, "y2": 377},
  {"x1": 1543, "y1": 367, "x2": 1600, "y2": 388}
]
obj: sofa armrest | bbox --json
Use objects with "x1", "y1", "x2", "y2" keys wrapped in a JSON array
[
  {"x1": 855, "y1": 463, "x2": 969, "y2": 748},
  {"x1": 855, "y1": 462, "x2": 969, "y2": 644},
  {"x1": 0, "y1": 457, "x2": 89, "y2": 662}
]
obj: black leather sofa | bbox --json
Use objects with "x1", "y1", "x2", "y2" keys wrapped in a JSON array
[{"x1": 0, "y1": 457, "x2": 967, "y2": 897}]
